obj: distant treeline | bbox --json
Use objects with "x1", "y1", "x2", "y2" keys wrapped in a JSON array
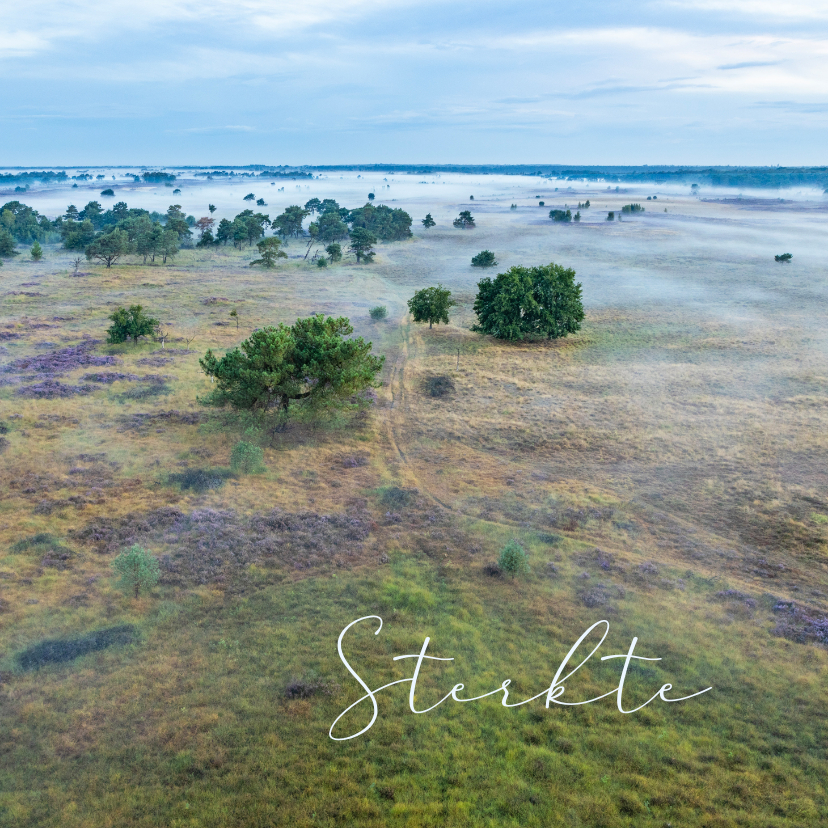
[
  {"x1": 0, "y1": 171, "x2": 69, "y2": 185},
  {"x1": 193, "y1": 170, "x2": 312, "y2": 179},
  {"x1": 307, "y1": 164, "x2": 828, "y2": 190}
]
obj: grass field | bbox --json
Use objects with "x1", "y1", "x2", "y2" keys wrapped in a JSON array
[{"x1": 1, "y1": 176, "x2": 828, "y2": 826}]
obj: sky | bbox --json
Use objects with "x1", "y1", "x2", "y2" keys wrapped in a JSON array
[{"x1": 2, "y1": 0, "x2": 827, "y2": 166}]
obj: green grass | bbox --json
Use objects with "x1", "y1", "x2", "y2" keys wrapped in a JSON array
[{"x1": 0, "y1": 553, "x2": 825, "y2": 827}]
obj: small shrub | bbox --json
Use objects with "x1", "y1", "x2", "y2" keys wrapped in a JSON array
[
  {"x1": 112, "y1": 544, "x2": 161, "y2": 598},
  {"x1": 424, "y1": 375, "x2": 455, "y2": 397},
  {"x1": 316, "y1": 256, "x2": 328, "y2": 268},
  {"x1": 168, "y1": 467, "x2": 233, "y2": 492},
  {"x1": 379, "y1": 486, "x2": 417, "y2": 509},
  {"x1": 230, "y1": 441, "x2": 265, "y2": 474},
  {"x1": 369, "y1": 305, "x2": 388, "y2": 321},
  {"x1": 100, "y1": 188, "x2": 115, "y2": 196},
  {"x1": 775, "y1": 253, "x2": 793, "y2": 262},
  {"x1": 498, "y1": 539, "x2": 529, "y2": 577}
]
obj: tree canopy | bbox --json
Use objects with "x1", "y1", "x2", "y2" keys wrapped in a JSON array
[
  {"x1": 273, "y1": 205, "x2": 310, "y2": 238},
  {"x1": 348, "y1": 227, "x2": 377, "y2": 262},
  {"x1": 199, "y1": 315, "x2": 384, "y2": 417},
  {"x1": 86, "y1": 228, "x2": 132, "y2": 267},
  {"x1": 421, "y1": 213, "x2": 436, "y2": 228},
  {"x1": 472, "y1": 263, "x2": 584, "y2": 341},
  {"x1": 453, "y1": 210, "x2": 475, "y2": 228},
  {"x1": 107, "y1": 305, "x2": 160, "y2": 344},
  {"x1": 408, "y1": 284, "x2": 455, "y2": 329},
  {"x1": 250, "y1": 237, "x2": 288, "y2": 268},
  {"x1": 471, "y1": 250, "x2": 497, "y2": 267}
]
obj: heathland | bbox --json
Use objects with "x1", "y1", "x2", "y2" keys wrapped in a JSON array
[{"x1": 1, "y1": 171, "x2": 827, "y2": 827}]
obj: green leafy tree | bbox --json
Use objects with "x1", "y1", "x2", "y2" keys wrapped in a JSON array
[
  {"x1": 471, "y1": 250, "x2": 497, "y2": 267},
  {"x1": 86, "y1": 228, "x2": 132, "y2": 268},
  {"x1": 208, "y1": 204, "x2": 216, "y2": 214},
  {"x1": 136, "y1": 222, "x2": 164, "y2": 263},
  {"x1": 273, "y1": 205, "x2": 309, "y2": 238},
  {"x1": 65, "y1": 204, "x2": 79, "y2": 221},
  {"x1": 304, "y1": 198, "x2": 322, "y2": 215},
  {"x1": 347, "y1": 203, "x2": 412, "y2": 240},
  {"x1": 80, "y1": 201, "x2": 103, "y2": 227},
  {"x1": 326, "y1": 242, "x2": 342, "y2": 263},
  {"x1": 160, "y1": 229, "x2": 179, "y2": 263},
  {"x1": 368, "y1": 192, "x2": 375, "y2": 201},
  {"x1": 316, "y1": 256, "x2": 328, "y2": 268},
  {"x1": 164, "y1": 204, "x2": 191, "y2": 239},
  {"x1": 250, "y1": 236, "x2": 288, "y2": 268},
  {"x1": 0, "y1": 228, "x2": 17, "y2": 257},
  {"x1": 100, "y1": 188, "x2": 115, "y2": 196},
  {"x1": 408, "y1": 284, "x2": 455, "y2": 329},
  {"x1": 319, "y1": 199, "x2": 340, "y2": 214},
  {"x1": 244, "y1": 193, "x2": 255, "y2": 201},
  {"x1": 199, "y1": 315, "x2": 384, "y2": 418},
  {"x1": 197, "y1": 229, "x2": 216, "y2": 247},
  {"x1": 421, "y1": 213, "x2": 436, "y2": 228},
  {"x1": 349, "y1": 227, "x2": 377, "y2": 262},
  {"x1": 498, "y1": 539, "x2": 530, "y2": 577},
  {"x1": 107, "y1": 305, "x2": 160, "y2": 344},
  {"x1": 316, "y1": 210, "x2": 349, "y2": 242},
  {"x1": 30, "y1": 241, "x2": 43, "y2": 261},
  {"x1": 472, "y1": 263, "x2": 584, "y2": 341},
  {"x1": 215, "y1": 218, "x2": 234, "y2": 245},
  {"x1": 369, "y1": 305, "x2": 388, "y2": 321},
  {"x1": 453, "y1": 210, "x2": 475, "y2": 228},
  {"x1": 112, "y1": 544, "x2": 161, "y2": 599},
  {"x1": 549, "y1": 209, "x2": 572, "y2": 222},
  {"x1": 61, "y1": 218, "x2": 96, "y2": 250}
]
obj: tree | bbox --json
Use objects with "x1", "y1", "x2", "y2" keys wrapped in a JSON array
[
  {"x1": 195, "y1": 216, "x2": 215, "y2": 239},
  {"x1": 136, "y1": 222, "x2": 164, "y2": 263},
  {"x1": 65, "y1": 204, "x2": 79, "y2": 221},
  {"x1": 453, "y1": 210, "x2": 475, "y2": 228},
  {"x1": 112, "y1": 544, "x2": 160, "y2": 599},
  {"x1": 256, "y1": 198, "x2": 267, "y2": 207},
  {"x1": 471, "y1": 250, "x2": 497, "y2": 267},
  {"x1": 421, "y1": 213, "x2": 436, "y2": 228},
  {"x1": 197, "y1": 229, "x2": 216, "y2": 247},
  {"x1": 273, "y1": 205, "x2": 310, "y2": 238},
  {"x1": 230, "y1": 309, "x2": 239, "y2": 329},
  {"x1": 326, "y1": 242, "x2": 342, "y2": 263},
  {"x1": 347, "y1": 203, "x2": 412, "y2": 240},
  {"x1": 86, "y1": 228, "x2": 132, "y2": 267},
  {"x1": 160, "y1": 229, "x2": 179, "y2": 263},
  {"x1": 216, "y1": 218, "x2": 234, "y2": 245},
  {"x1": 349, "y1": 227, "x2": 377, "y2": 262},
  {"x1": 369, "y1": 305, "x2": 388, "y2": 321},
  {"x1": 775, "y1": 253, "x2": 793, "y2": 262},
  {"x1": 199, "y1": 315, "x2": 384, "y2": 418},
  {"x1": 208, "y1": 204, "x2": 216, "y2": 214},
  {"x1": 100, "y1": 188, "x2": 115, "y2": 196},
  {"x1": 31, "y1": 241, "x2": 43, "y2": 261},
  {"x1": 250, "y1": 236, "x2": 288, "y2": 268},
  {"x1": 319, "y1": 198, "x2": 340, "y2": 214},
  {"x1": 408, "y1": 284, "x2": 455, "y2": 329},
  {"x1": 80, "y1": 201, "x2": 103, "y2": 226},
  {"x1": 244, "y1": 193, "x2": 256, "y2": 201},
  {"x1": 304, "y1": 198, "x2": 322, "y2": 215},
  {"x1": 61, "y1": 218, "x2": 96, "y2": 250},
  {"x1": 498, "y1": 540, "x2": 529, "y2": 577},
  {"x1": 107, "y1": 305, "x2": 160, "y2": 344},
  {"x1": 164, "y1": 204, "x2": 191, "y2": 239},
  {"x1": 316, "y1": 210, "x2": 349, "y2": 242},
  {"x1": 0, "y1": 228, "x2": 17, "y2": 257},
  {"x1": 368, "y1": 192, "x2": 375, "y2": 201},
  {"x1": 549, "y1": 209, "x2": 571, "y2": 222},
  {"x1": 573, "y1": 211, "x2": 581, "y2": 222},
  {"x1": 472, "y1": 262, "x2": 584, "y2": 341}
]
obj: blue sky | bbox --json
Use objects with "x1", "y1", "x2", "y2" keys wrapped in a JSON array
[{"x1": 2, "y1": 0, "x2": 827, "y2": 165}]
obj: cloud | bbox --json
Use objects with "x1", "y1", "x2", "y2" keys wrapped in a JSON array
[{"x1": 718, "y1": 61, "x2": 780, "y2": 69}]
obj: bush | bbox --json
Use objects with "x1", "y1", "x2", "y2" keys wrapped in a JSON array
[
  {"x1": 775, "y1": 253, "x2": 793, "y2": 262},
  {"x1": 168, "y1": 467, "x2": 233, "y2": 492},
  {"x1": 498, "y1": 539, "x2": 529, "y2": 577},
  {"x1": 100, "y1": 188, "x2": 115, "y2": 196},
  {"x1": 30, "y1": 241, "x2": 43, "y2": 261},
  {"x1": 369, "y1": 305, "x2": 388, "y2": 321},
  {"x1": 471, "y1": 250, "x2": 497, "y2": 268},
  {"x1": 316, "y1": 256, "x2": 328, "y2": 267},
  {"x1": 424, "y1": 375, "x2": 455, "y2": 397},
  {"x1": 230, "y1": 441, "x2": 265, "y2": 474},
  {"x1": 112, "y1": 544, "x2": 161, "y2": 598}
]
